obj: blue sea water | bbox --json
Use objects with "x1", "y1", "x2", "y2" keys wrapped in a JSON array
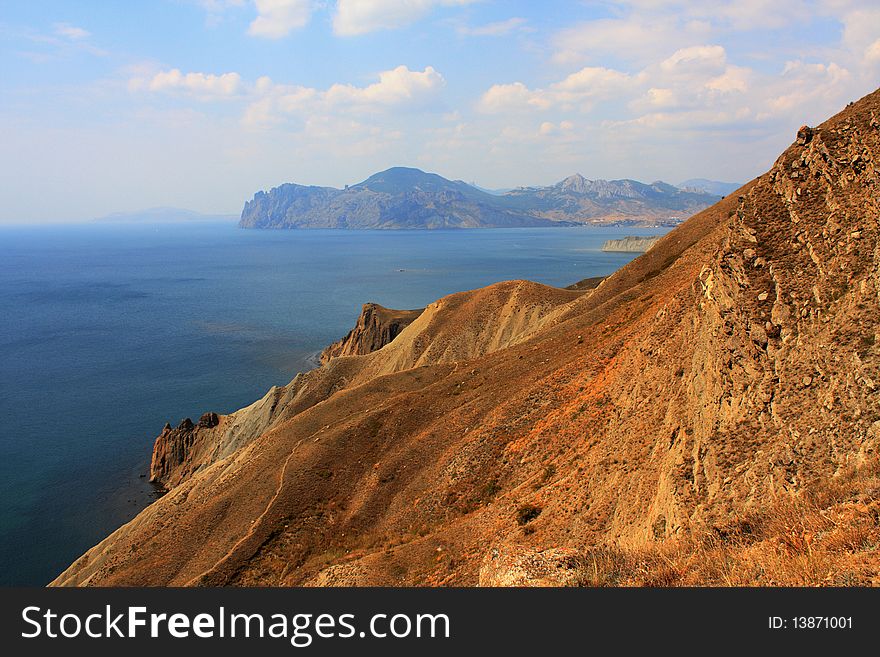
[{"x1": 0, "y1": 221, "x2": 665, "y2": 585}]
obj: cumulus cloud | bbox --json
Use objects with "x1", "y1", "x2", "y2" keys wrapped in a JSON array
[
  {"x1": 706, "y1": 65, "x2": 750, "y2": 94},
  {"x1": 478, "y1": 66, "x2": 634, "y2": 114},
  {"x1": 479, "y1": 39, "x2": 849, "y2": 147},
  {"x1": 553, "y1": 16, "x2": 711, "y2": 66},
  {"x1": 333, "y1": 0, "x2": 477, "y2": 36},
  {"x1": 243, "y1": 65, "x2": 445, "y2": 127},
  {"x1": 129, "y1": 63, "x2": 443, "y2": 121},
  {"x1": 131, "y1": 69, "x2": 244, "y2": 98},
  {"x1": 758, "y1": 60, "x2": 852, "y2": 120},
  {"x1": 478, "y1": 82, "x2": 552, "y2": 113},
  {"x1": 325, "y1": 65, "x2": 444, "y2": 106},
  {"x1": 247, "y1": 0, "x2": 312, "y2": 38},
  {"x1": 644, "y1": 87, "x2": 677, "y2": 108},
  {"x1": 659, "y1": 45, "x2": 726, "y2": 76}
]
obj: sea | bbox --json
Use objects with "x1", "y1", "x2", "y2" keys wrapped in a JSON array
[{"x1": 0, "y1": 221, "x2": 667, "y2": 585}]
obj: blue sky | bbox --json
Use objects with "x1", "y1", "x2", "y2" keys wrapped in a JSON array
[{"x1": 1, "y1": 1, "x2": 878, "y2": 222}]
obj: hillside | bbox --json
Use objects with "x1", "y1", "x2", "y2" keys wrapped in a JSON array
[
  {"x1": 54, "y1": 88, "x2": 880, "y2": 587},
  {"x1": 238, "y1": 167, "x2": 719, "y2": 229}
]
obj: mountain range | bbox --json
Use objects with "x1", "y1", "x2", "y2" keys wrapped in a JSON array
[
  {"x1": 677, "y1": 179, "x2": 743, "y2": 197},
  {"x1": 239, "y1": 168, "x2": 723, "y2": 229},
  {"x1": 53, "y1": 88, "x2": 880, "y2": 587}
]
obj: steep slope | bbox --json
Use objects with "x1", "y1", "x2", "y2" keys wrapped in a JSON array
[
  {"x1": 239, "y1": 167, "x2": 719, "y2": 229},
  {"x1": 54, "y1": 89, "x2": 880, "y2": 587}
]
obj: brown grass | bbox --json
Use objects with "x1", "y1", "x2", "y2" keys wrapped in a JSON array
[{"x1": 572, "y1": 458, "x2": 880, "y2": 587}]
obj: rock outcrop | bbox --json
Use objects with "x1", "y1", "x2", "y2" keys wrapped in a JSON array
[
  {"x1": 53, "y1": 88, "x2": 880, "y2": 588},
  {"x1": 320, "y1": 304, "x2": 423, "y2": 365},
  {"x1": 601, "y1": 235, "x2": 661, "y2": 252},
  {"x1": 149, "y1": 413, "x2": 222, "y2": 489}
]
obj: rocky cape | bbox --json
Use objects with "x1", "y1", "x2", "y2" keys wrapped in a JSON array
[
  {"x1": 239, "y1": 167, "x2": 720, "y2": 229},
  {"x1": 601, "y1": 235, "x2": 661, "y2": 253},
  {"x1": 54, "y1": 89, "x2": 880, "y2": 587}
]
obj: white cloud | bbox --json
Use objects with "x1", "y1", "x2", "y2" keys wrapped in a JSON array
[
  {"x1": 478, "y1": 82, "x2": 551, "y2": 113},
  {"x1": 659, "y1": 45, "x2": 726, "y2": 75},
  {"x1": 129, "y1": 63, "x2": 443, "y2": 123},
  {"x1": 324, "y1": 65, "x2": 444, "y2": 106},
  {"x1": 613, "y1": 0, "x2": 818, "y2": 31},
  {"x1": 553, "y1": 17, "x2": 711, "y2": 66},
  {"x1": 758, "y1": 60, "x2": 852, "y2": 120},
  {"x1": 478, "y1": 67, "x2": 633, "y2": 114},
  {"x1": 538, "y1": 120, "x2": 574, "y2": 136},
  {"x1": 53, "y1": 23, "x2": 91, "y2": 40},
  {"x1": 706, "y1": 65, "x2": 750, "y2": 94},
  {"x1": 551, "y1": 66, "x2": 634, "y2": 99},
  {"x1": 243, "y1": 65, "x2": 445, "y2": 127},
  {"x1": 457, "y1": 17, "x2": 527, "y2": 37},
  {"x1": 333, "y1": 0, "x2": 477, "y2": 36},
  {"x1": 133, "y1": 69, "x2": 244, "y2": 98},
  {"x1": 248, "y1": 0, "x2": 312, "y2": 38},
  {"x1": 645, "y1": 87, "x2": 677, "y2": 107}
]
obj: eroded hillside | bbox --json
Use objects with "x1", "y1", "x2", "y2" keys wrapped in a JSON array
[{"x1": 53, "y1": 89, "x2": 880, "y2": 587}]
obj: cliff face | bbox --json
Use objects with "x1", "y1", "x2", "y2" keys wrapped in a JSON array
[
  {"x1": 54, "y1": 89, "x2": 880, "y2": 587},
  {"x1": 320, "y1": 304, "x2": 423, "y2": 365},
  {"x1": 601, "y1": 235, "x2": 661, "y2": 252},
  {"x1": 150, "y1": 413, "x2": 220, "y2": 489}
]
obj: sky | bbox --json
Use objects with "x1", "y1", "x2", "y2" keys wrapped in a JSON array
[{"x1": 0, "y1": 1, "x2": 878, "y2": 223}]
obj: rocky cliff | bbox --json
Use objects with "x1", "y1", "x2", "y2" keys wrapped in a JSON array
[
  {"x1": 150, "y1": 413, "x2": 221, "y2": 489},
  {"x1": 601, "y1": 235, "x2": 661, "y2": 252},
  {"x1": 320, "y1": 303, "x2": 423, "y2": 365},
  {"x1": 54, "y1": 89, "x2": 880, "y2": 587}
]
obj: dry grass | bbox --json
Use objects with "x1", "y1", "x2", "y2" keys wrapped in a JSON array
[{"x1": 573, "y1": 458, "x2": 880, "y2": 587}]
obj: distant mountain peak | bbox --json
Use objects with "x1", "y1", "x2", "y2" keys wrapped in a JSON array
[
  {"x1": 558, "y1": 173, "x2": 589, "y2": 193},
  {"x1": 353, "y1": 166, "x2": 466, "y2": 195}
]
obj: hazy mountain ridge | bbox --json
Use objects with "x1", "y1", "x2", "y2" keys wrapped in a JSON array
[
  {"x1": 239, "y1": 167, "x2": 720, "y2": 229},
  {"x1": 677, "y1": 179, "x2": 743, "y2": 196}
]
